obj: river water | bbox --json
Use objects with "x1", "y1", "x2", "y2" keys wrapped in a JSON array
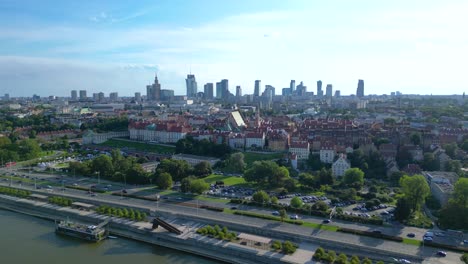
[{"x1": 0, "y1": 209, "x2": 220, "y2": 264}]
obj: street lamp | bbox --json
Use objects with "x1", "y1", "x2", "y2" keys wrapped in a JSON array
[{"x1": 95, "y1": 171, "x2": 100, "y2": 185}]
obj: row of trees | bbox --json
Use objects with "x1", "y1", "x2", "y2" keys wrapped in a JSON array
[
  {"x1": 95, "y1": 205, "x2": 147, "y2": 221},
  {"x1": 313, "y1": 247, "x2": 380, "y2": 264},
  {"x1": 48, "y1": 196, "x2": 73, "y2": 206},
  {"x1": 394, "y1": 175, "x2": 430, "y2": 222},
  {"x1": 175, "y1": 137, "x2": 232, "y2": 158},
  {"x1": 244, "y1": 160, "x2": 293, "y2": 188},
  {"x1": 271, "y1": 240, "x2": 297, "y2": 255},
  {"x1": 196, "y1": 225, "x2": 237, "y2": 241},
  {"x1": 0, "y1": 186, "x2": 30, "y2": 198},
  {"x1": 438, "y1": 178, "x2": 468, "y2": 229}
]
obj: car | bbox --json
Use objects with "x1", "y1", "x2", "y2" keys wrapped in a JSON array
[
  {"x1": 106, "y1": 184, "x2": 112, "y2": 188},
  {"x1": 372, "y1": 230, "x2": 382, "y2": 234},
  {"x1": 90, "y1": 193, "x2": 97, "y2": 197},
  {"x1": 272, "y1": 211, "x2": 280, "y2": 216},
  {"x1": 399, "y1": 259, "x2": 411, "y2": 264},
  {"x1": 72, "y1": 183, "x2": 78, "y2": 186},
  {"x1": 389, "y1": 257, "x2": 399, "y2": 263},
  {"x1": 435, "y1": 232, "x2": 445, "y2": 237},
  {"x1": 230, "y1": 206, "x2": 238, "y2": 210},
  {"x1": 322, "y1": 219, "x2": 331, "y2": 224},
  {"x1": 464, "y1": 239, "x2": 468, "y2": 244},
  {"x1": 46, "y1": 185, "x2": 52, "y2": 189},
  {"x1": 423, "y1": 236, "x2": 433, "y2": 242},
  {"x1": 407, "y1": 233, "x2": 415, "y2": 238},
  {"x1": 436, "y1": 251, "x2": 447, "y2": 257},
  {"x1": 290, "y1": 214, "x2": 299, "y2": 220},
  {"x1": 122, "y1": 189, "x2": 128, "y2": 194}
]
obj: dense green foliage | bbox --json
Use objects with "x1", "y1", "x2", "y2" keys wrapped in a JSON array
[
  {"x1": 0, "y1": 186, "x2": 30, "y2": 198},
  {"x1": 69, "y1": 150, "x2": 150, "y2": 184},
  {"x1": 95, "y1": 205, "x2": 147, "y2": 221},
  {"x1": 399, "y1": 174, "x2": 430, "y2": 211},
  {"x1": 176, "y1": 137, "x2": 232, "y2": 158},
  {"x1": 244, "y1": 160, "x2": 290, "y2": 188},
  {"x1": 438, "y1": 178, "x2": 468, "y2": 229},
  {"x1": 343, "y1": 168, "x2": 365, "y2": 188},
  {"x1": 80, "y1": 116, "x2": 129, "y2": 132},
  {"x1": 0, "y1": 138, "x2": 42, "y2": 162},
  {"x1": 155, "y1": 172, "x2": 173, "y2": 190},
  {"x1": 196, "y1": 225, "x2": 237, "y2": 241},
  {"x1": 154, "y1": 159, "x2": 192, "y2": 182},
  {"x1": 48, "y1": 196, "x2": 73, "y2": 206}
]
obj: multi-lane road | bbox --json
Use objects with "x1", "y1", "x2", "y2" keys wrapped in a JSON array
[{"x1": 0, "y1": 168, "x2": 464, "y2": 264}]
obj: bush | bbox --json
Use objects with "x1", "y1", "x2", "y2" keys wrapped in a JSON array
[
  {"x1": 313, "y1": 247, "x2": 326, "y2": 260},
  {"x1": 272, "y1": 240, "x2": 282, "y2": 251},
  {"x1": 233, "y1": 210, "x2": 303, "y2": 225},
  {"x1": 200, "y1": 205, "x2": 224, "y2": 212},
  {"x1": 461, "y1": 253, "x2": 468, "y2": 264},
  {"x1": 48, "y1": 196, "x2": 73, "y2": 206},
  {"x1": 282, "y1": 241, "x2": 297, "y2": 255},
  {"x1": 95, "y1": 205, "x2": 147, "y2": 221},
  {"x1": 0, "y1": 186, "x2": 31, "y2": 198},
  {"x1": 196, "y1": 225, "x2": 237, "y2": 241}
]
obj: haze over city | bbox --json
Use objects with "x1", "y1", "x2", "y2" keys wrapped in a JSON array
[{"x1": 1, "y1": 0, "x2": 467, "y2": 96}]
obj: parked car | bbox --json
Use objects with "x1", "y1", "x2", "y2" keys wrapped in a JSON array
[
  {"x1": 399, "y1": 259, "x2": 411, "y2": 264},
  {"x1": 322, "y1": 219, "x2": 331, "y2": 224},
  {"x1": 272, "y1": 211, "x2": 280, "y2": 216},
  {"x1": 407, "y1": 233, "x2": 415, "y2": 238},
  {"x1": 436, "y1": 251, "x2": 447, "y2": 257},
  {"x1": 290, "y1": 214, "x2": 299, "y2": 220}
]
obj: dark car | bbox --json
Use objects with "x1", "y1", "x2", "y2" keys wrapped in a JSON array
[
  {"x1": 122, "y1": 189, "x2": 128, "y2": 194},
  {"x1": 372, "y1": 230, "x2": 382, "y2": 234},
  {"x1": 230, "y1": 206, "x2": 238, "y2": 210},
  {"x1": 407, "y1": 233, "x2": 416, "y2": 238},
  {"x1": 322, "y1": 219, "x2": 331, "y2": 224},
  {"x1": 436, "y1": 251, "x2": 447, "y2": 257}
]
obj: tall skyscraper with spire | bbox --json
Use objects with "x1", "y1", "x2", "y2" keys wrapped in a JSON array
[
  {"x1": 356, "y1": 79, "x2": 364, "y2": 98},
  {"x1": 185, "y1": 74, "x2": 197, "y2": 97},
  {"x1": 146, "y1": 72, "x2": 161, "y2": 101}
]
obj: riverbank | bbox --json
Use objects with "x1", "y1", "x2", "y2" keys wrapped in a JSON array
[{"x1": 0, "y1": 194, "x2": 294, "y2": 264}]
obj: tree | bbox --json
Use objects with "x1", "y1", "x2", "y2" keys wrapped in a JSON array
[
  {"x1": 189, "y1": 179, "x2": 209, "y2": 194},
  {"x1": 311, "y1": 201, "x2": 329, "y2": 212},
  {"x1": 314, "y1": 247, "x2": 326, "y2": 260},
  {"x1": 318, "y1": 168, "x2": 334, "y2": 185},
  {"x1": 271, "y1": 196, "x2": 278, "y2": 204},
  {"x1": 279, "y1": 208, "x2": 287, "y2": 222},
  {"x1": 343, "y1": 168, "x2": 364, "y2": 188},
  {"x1": 283, "y1": 178, "x2": 297, "y2": 192},
  {"x1": 252, "y1": 190, "x2": 270, "y2": 204},
  {"x1": 461, "y1": 140, "x2": 468, "y2": 152},
  {"x1": 155, "y1": 159, "x2": 191, "y2": 182},
  {"x1": 389, "y1": 171, "x2": 404, "y2": 186},
  {"x1": 410, "y1": 132, "x2": 422, "y2": 146},
  {"x1": 453, "y1": 178, "x2": 468, "y2": 208},
  {"x1": 396, "y1": 147, "x2": 412, "y2": 168},
  {"x1": 307, "y1": 153, "x2": 324, "y2": 170},
  {"x1": 181, "y1": 176, "x2": 196, "y2": 193},
  {"x1": 156, "y1": 172, "x2": 173, "y2": 190},
  {"x1": 350, "y1": 255, "x2": 360, "y2": 264},
  {"x1": 193, "y1": 161, "x2": 212, "y2": 177},
  {"x1": 443, "y1": 143, "x2": 458, "y2": 158},
  {"x1": 282, "y1": 241, "x2": 296, "y2": 255},
  {"x1": 422, "y1": 153, "x2": 439, "y2": 171},
  {"x1": 336, "y1": 253, "x2": 348, "y2": 264},
  {"x1": 91, "y1": 154, "x2": 114, "y2": 178},
  {"x1": 224, "y1": 152, "x2": 245, "y2": 173},
  {"x1": 290, "y1": 196, "x2": 303, "y2": 208},
  {"x1": 298, "y1": 173, "x2": 317, "y2": 189},
  {"x1": 400, "y1": 174, "x2": 430, "y2": 211},
  {"x1": 17, "y1": 139, "x2": 41, "y2": 160},
  {"x1": 244, "y1": 161, "x2": 290, "y2": 187},
  {"x1": 362, "y1": 258, "x2": 372, "y2": 264}
]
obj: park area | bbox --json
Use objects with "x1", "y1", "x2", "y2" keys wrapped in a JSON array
[{"x1": 99, "y1": 139, "x2": 175, "y2": 154}]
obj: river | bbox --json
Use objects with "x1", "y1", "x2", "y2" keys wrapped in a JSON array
[{"x1": 0, "y1": 209, "x2": 221, "y2": 264}]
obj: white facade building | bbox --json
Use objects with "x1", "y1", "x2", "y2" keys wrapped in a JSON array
[{"x1": 332, "y1": 154, "x2": 351, "y2": 177}]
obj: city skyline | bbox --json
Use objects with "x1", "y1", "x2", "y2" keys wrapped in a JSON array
[{"x1": 1, "y1": 0, "x2": 467, "y2": 97}]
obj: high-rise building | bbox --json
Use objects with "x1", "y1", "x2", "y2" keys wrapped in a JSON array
[
  {"x1": 216, "y1": 79, "x2": 229, "y2": 99},
  {"x1": 109, "y1": 92, "x2": 118, "y2": 101},
  {"x1": 326, "y1": 84, "x2": 333, "y2": 98},
  {"x1": 71, "y1": 90, "x2": 77, "y2": 100},
  {"x1": 4, "y1": 94, "x2": 9, "y2": 100},
  {"x1": 134, "y1": 92, "x2": 141, "y2": 102},
  {"x1": 317, "y1": 80, "x2": 323, "y2": 97},
  {"x1": 254, "y1": 80, "x2": 261, "y2": 97},
  {"x1": 146, "y1": 72, "x2": 161, "y2": 101},
  {"x1": 98, "y1": 92, "x2": 105, "y2": 102},
  {"x1": 263, "y1": 85, "x2": 275, "y2": 97},
  {"x1": 185, "y1": 74, "x2": 197, "y2": 97},
  {"x1": 236, "y1": 85, "x2": 242, "y2": 97},
  {"x1": 160, "y1": 89, "x2": 175, "y2": 100},
  {"x1": 334, "y1": 90, "x2": 341, "y2": 97},
  {"x1": 204, "y1": 83, "x2": 214, "y2": 99},
  {"x1": 290, "y1": 80, "x2": 296, "y2": 93},
  {"x1": 92, "y1": 93, "x2": 99, "y2": 101},
  {"x1": 296, "y1": 82, "x2": 307, "y2": 96},
  {"x1": 356, "y1": 79, "x2": 364, "y2": 98},
  {"x1": 79, "y1": 90, "x2": 87, "y2": 100}
]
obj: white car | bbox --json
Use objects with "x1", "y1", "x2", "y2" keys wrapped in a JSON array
[
  {"x1": 290, "y1": 214, "x2": 299, "y2": 220},
  {"x1": 399, "y1": 259, "x2": 411, "y2": 264}
]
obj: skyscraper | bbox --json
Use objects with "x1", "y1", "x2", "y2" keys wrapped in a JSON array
[
  {"x1": 317, "y1": 80, "x2": 323, "y2": 97},
  {"x1": 71, "y1": 90, "x2": 77, "y2": 100},
  {"x1": 290, "y1": 80, "x2": 296, "y2": 94},
  {"x1": 254, "y1": 80, "x2": 261, "y2": 97},
  {"x1": 185, "y1": 74, "x2": 197, "y2": 97},
  {"x1": 334, "y1": 90, "x2": 341, "y2": 97},
  {"x1": 146, "y1": 72, "x2": 161, "y2": 101},
  {"x1": 134, "y1": 92, "x2": 141, "y2": 102},
  {"x1": 356, "y1": 79, "x2": 364, "y2": 97},
  {"x1": 79, "y1": 90, "x2": 87, "y2": 100},
  {"x1": 98, "y1": 92, "x2": 105, "y2": 102},
  {"x1": 216, "y1": 79, "x2": 229, "y2": 99},
  {"x1": 109, "y1": 92, "x2": 118, "y2": 101},
  {"x1": 236, "y1": 85, "x2": 242, "y2": 97},
  {"x1": 296, "y1": 82, "x2": 307, "y2": 96},
  {"x1": 326, "y1": 84, "x2": 333, "y2": 98},
  {"x1": 4, "y1": 94, "x2": 9, "y2": 100},
  {"x1": 204, "y1": 83, "x2": 214, "y2": 99}
]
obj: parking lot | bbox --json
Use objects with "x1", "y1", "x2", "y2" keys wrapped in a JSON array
[{"x1": 207, "y1": 184, "x2": 255, "y2": 199}]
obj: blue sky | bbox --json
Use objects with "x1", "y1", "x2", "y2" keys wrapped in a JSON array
[{"x1": 1, "y1": 0, "x2": 467, "y2": 97}]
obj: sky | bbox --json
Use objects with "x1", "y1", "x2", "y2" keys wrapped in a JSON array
[{"x1": 0, "y1": 0, "x2": 467, "y2": 97}]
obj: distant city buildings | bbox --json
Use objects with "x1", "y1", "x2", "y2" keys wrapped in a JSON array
[
  {"x1": 317, "y1": 80, "x2": 323, "y2": 97},
  {"x1": 216, "y1": 79, "x2": 229, "y2": 99},
  {"x1": 326, "y1": 84, "x2": 333, "y2": 98},
  {"x1": 357, "y1": 79, "x2": 364, "y2": 98},
  {"x1": 254, "y1": 80, "x2": 261, "y2": 97},
  {"x1": 290, "y1": 80, "x2": 295, "y2": 94},
  {"x1": 185, "y1": 74, "x2": 197, "y2": 97},
  {"x1": 109, "y1": 92, "x2": 118, "y2": 101},
  {"x1": 134, "y1": 92, "x2": 141, "y2": 102},
  {"x1": 296, "y1": 81, "x2": 307, "y2": 96},
  {"x1": 146, "y1": 72, "x2": 161, "y2": 101},
  {"x1": 236, "y1": 85, "x2": 242, "y2": 97},
  {"x1": 79, "y1": 90, "x2": 87, "y2": 100},
  {"x1": 204, "y1": 83, "x2": 214, "y2": 100},
  {"x1": 71, "y1": 90, "x2": 77, "y2": 100}
]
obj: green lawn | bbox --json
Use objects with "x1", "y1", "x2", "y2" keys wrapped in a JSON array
[
  {"x1": 99, "y1": 139, "x2": 175, "y2": 154},
  {"x1": 402, "y1": 238, "x2": 422, "y2": 246},
  {"x1": 243, "y1": 152, "x2": 284, "y2": 165},
  {"x1": 202, "y1": 174, "x2": 249, "y2": 187}
]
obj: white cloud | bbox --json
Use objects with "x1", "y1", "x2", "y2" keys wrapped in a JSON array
[{"x1": 1, "y1": 2, "x2": 468, "y2": 96}]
